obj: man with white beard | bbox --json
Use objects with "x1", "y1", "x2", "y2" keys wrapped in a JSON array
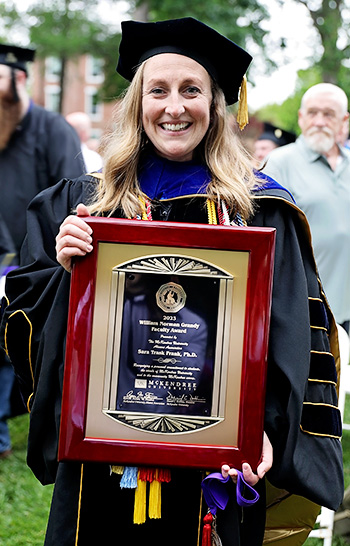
[{"x1": 263, "y1": 83, "x2": 350, "y2": 333}]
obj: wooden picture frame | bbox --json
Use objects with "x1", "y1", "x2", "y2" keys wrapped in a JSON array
[{"x1": 58, "y1": 218, "x2": 275, "y2": 471}]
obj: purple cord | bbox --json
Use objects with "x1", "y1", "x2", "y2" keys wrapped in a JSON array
[{"x1": 201, "y1": 470, "x2": 260, "y2": 514}]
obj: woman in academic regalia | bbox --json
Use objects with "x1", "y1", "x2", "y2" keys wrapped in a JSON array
[{"x1": 0, "y1": 17, "x2": 343, "y2": 546}]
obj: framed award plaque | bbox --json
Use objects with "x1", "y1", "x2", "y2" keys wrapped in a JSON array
[{"x1": 58, "y1": 218, "x2": 276, "y2": 471}]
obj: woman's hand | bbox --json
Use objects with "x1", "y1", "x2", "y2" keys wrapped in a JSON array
[
  {"x1": 221, "y1": 432, "x2": 273, "y2": 487},
  {"x1": 56, "y1": 203, "x2": 93, "y2": 272}
]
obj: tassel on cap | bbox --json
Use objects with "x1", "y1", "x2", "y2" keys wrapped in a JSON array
[{"x1": 237, "y1": 75, "x2": 249, "y2": 130}]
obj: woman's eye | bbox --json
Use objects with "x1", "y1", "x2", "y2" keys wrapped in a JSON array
[
  {"x1": 185, "y1": 86, "x2": 200, "y2": 95},
  {"x1": 150, "y1": 88, "x2": 165, "y2": 95}
]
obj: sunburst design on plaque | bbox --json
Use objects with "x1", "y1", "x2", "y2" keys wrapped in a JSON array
[
  {"x1": 105, "y1": 413, "x2": 218, "y2": 433},
  {"x1": 121, "y1": 255, "x2": 229, "y2": 277}
]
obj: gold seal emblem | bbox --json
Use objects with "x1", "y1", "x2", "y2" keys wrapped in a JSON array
[{"x1": 156, "y1": 282, "x2": 186, "y2": 313}]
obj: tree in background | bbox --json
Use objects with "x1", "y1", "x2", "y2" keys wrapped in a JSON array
[
  {"x1": 2, "y1": 0, "x2": 350, "y2": 128},
  {"x1": 256, "y1": 67, "x2": 322, "y2": 136},
  {"x1": 101, "y1": 0, "x2": 275, "y2": 106},
  {"x1": 0, "y1": 0, "x2": 275, "y2": 111},
  {"x1": 0, "y1": 0, "x2": 122, "y2": 111},
  {"x1": 291, "y1": 0, "x2": 350, "y2": 87},
  {"x1": 254, "y1": 0, "x2": 350, "y2": 134},
  {"x1": 145, "y1": 0, "x2": 269, "y2": 49}
]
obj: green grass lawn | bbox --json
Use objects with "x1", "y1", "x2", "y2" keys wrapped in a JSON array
[
  {"x1": 2, "y1": 403, "x2": 350, "y2": 545},
  {"x1": 0, "y1": 414, "x2": 53, "y2": 546}
]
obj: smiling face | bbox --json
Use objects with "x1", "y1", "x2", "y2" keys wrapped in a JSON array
[{"x1": 142, "y1": 54, "x2": 213, "y2": 162}]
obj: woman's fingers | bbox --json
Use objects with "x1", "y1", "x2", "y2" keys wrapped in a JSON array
[
  {"x1": 221, "y1": 462, "x2": 258, "y2": 486},
  {"x1": 221, "y1": 464, "x2": 230, "y2": 478},
  {"x1": 76, "y1": 203, "x2": 90, "y2": 217},
  {"x1": 56, "y1": 219, "x2": 92, "y2": 246},
  {"x1": 242, "y1": 462, "x2": 259, "y2": 486},
  {"x1": 55, "y1": 206, "x2": 93, "y2": 272},
  {"x1": 221, "y1": 464, "x2": 238, "y2": 483},
  {"x1": 221, "y1": 433, "x2": 273, "y2": 487},
  {"x1": 56, "y1": 245, "x2": 90, "y2": 273},
  {"x1": 256, "y1": 432, "x2": 273, "y2": 479}
]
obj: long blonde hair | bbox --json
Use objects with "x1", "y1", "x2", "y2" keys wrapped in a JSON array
[{"x1": 88, "y1": 61, "x2": 257, "y2": 220}]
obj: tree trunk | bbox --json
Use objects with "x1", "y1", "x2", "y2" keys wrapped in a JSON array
[
  {"x1": 133, "y1": 1, "x2": 149, "y2": 22},
  {"x1": 298, "y1": 0, "x2": 344, "y2": 84},
  {"x1": 58, "y1": 56, "x2": 66, "y2": 114}
]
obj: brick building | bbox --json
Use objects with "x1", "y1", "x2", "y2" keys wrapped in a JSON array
[{"x1": 31, "y1": 54, "x2": 115, "y2": 146}]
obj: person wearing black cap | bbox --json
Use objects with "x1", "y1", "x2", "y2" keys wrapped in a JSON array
[
  {"x1": 0, "y1": 18, "x2": 343, "y2": 546},
  {"x1": 0, "y1": 44, "x2": 85, "y2": 255},
  {"x1": 0, "y1": 44, "x2": 85, "y2": 460},
  {"x1": 253, "y1": 122, "x2": 296, "y2": 167}
]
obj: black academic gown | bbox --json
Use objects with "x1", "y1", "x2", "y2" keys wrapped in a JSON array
[
  {"x1": 0, "y1": 102, "x2": 85, "y2": 257},
  {"x1": 0, "y1": 173, "x2": 343, "y2": 546},
  {"x1": 0, "y1": 102, "x2": 85, "y2": 417}
]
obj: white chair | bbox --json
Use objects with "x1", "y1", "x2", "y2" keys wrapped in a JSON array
[
  {"x1": 336, "y1": 324, "x2": 350, "y2": 428},
  {"x1": 309, "y1": 508, "x2": 336, "y2": 546},
  {"x1": 308, "y1": 324, "x2": 350, "y2": 545}
]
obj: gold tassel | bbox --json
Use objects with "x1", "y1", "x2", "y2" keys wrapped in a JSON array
[
  {"x1": 111, "y1": 465, "x2": 124, "y2": 475},
  {"x1": 237, "y1": 75, "x2": 249, "y2": 131},
  {"x1": 133, "y1": 472, "x2": 147, "y2": 524},
  {"x1": 149, "y1": 469, "x2": 162, "y2": 519}
]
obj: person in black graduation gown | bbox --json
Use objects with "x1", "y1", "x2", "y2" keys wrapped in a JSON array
[
  {"x1": 253, "y1": 122, "x2": 296, "y2": 168},
  {"x1": 0, "y1": 44, "x2": 85, "y2": 256},
  {"x1": 0, "y1": 44, "x2": 85, "y2": 457},
  {"x1": 0, "y1": 18, "x2": 343, "y2": 546}
]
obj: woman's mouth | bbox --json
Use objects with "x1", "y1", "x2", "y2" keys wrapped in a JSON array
[{"x1": 160, "y1": 122, "x2": 191, "y2": 132}]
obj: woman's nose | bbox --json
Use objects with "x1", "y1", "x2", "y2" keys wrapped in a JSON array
[{"x1": 164, "y1": 93, "x2": 185, "y2": 117}]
